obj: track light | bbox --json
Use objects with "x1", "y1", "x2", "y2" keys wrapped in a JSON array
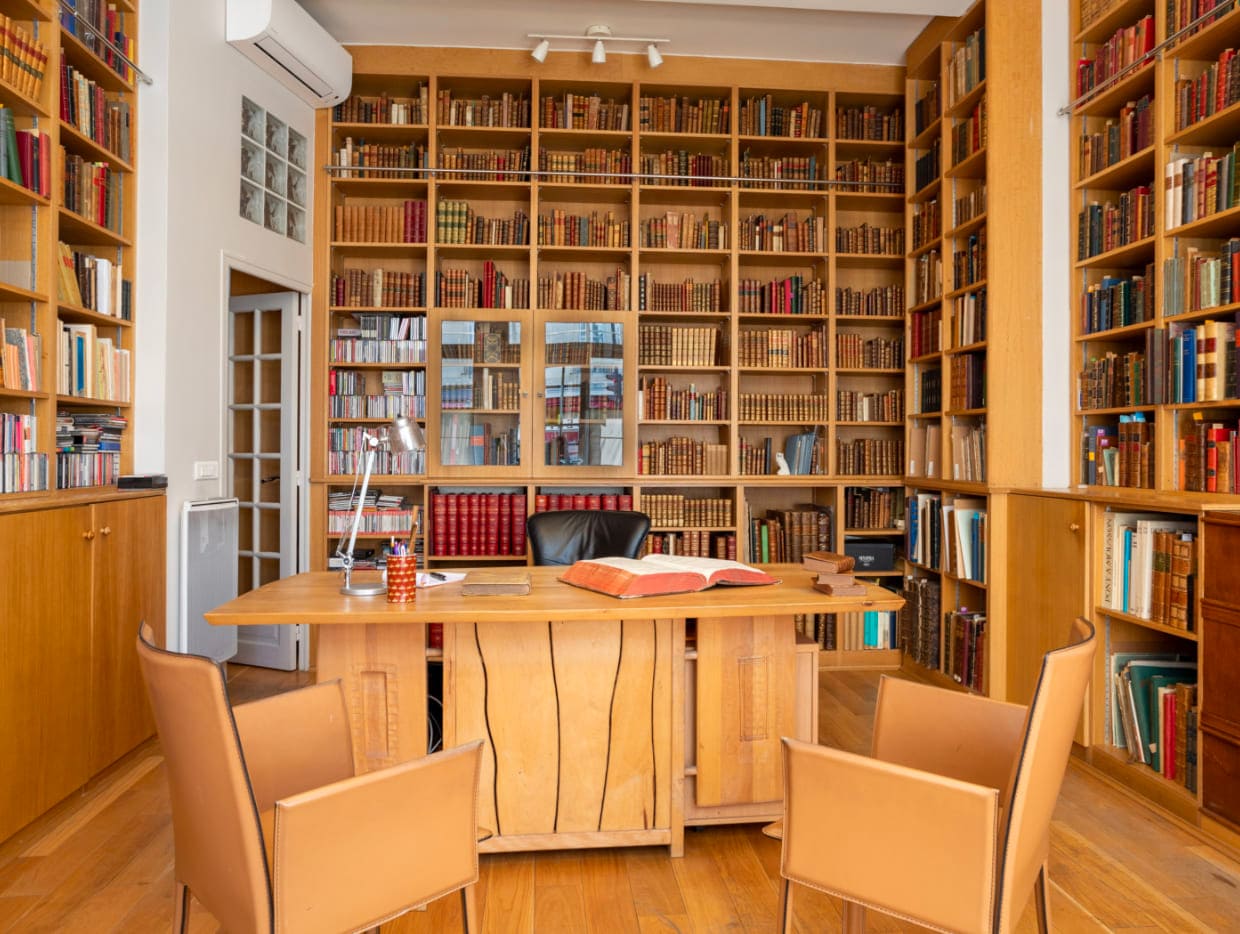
[{"x1": 526, "y1": 25, "x2": 669, "y2": 66}]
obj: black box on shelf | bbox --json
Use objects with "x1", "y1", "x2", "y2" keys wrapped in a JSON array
[{"x1": 844, "y1": 540, "x2": 895, "y2": 572}]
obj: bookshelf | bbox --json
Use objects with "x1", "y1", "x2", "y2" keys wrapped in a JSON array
[
  {"x1": 0, "y1": 0, "x2": 155, "y2": 844},
  {"x1": 311, "y1": 49, "x2": 911, "y2": 658},
  {"x1": 900, "y1": 0, "x2": 1043, "y2": 701},
  {"x1": 1067, "y1": 0, "x2": 1240, "y2": 845}
]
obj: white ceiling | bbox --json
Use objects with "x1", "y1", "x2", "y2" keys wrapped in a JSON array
[{"x1": 298, "y1": 0, "x2": 975, "y2": 66}]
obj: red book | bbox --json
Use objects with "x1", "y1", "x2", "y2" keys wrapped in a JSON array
[
  {"x1": 535, "y1": 494, "x2": 549, "y2": 513},
  {"x1": 39, "y1": 132, "x2": 50, "y2": 198},
  {"x1": 499, "y1": 493, "x2": 512, "y2": 554},
  {"x1": 586, "y1": 493, "x2": 601, "y2": 510},
  {"x1": 446, "y1": 493, "x2": 459, "y2": 555},
  {"x1": 468, "y1": 493, "x2": 482, "y2": 555},
  {"x1": 511, "y1": 494, "x2": 527, "y2": 555},
  {"x1": 602, "y1": 494, "x2": 618, "y2": 511},
  {"x1": 15, "y1": 131, "x2": 33, "y2": 191},
  {"x1": 618, "y1": 494, "x2": 633, "y2": 510},
  {"x1": 485, "y1": 494, "x2": 500, "y2": 555},
  {"x1": 428, "y1": 623, "x2": 443, "y2": 650},
  {"x1": 432, "y1": 493, "x2": 447, "y2": 556},
  {"x1": 572, "y1": 494, "x2": 587, "y2": 509},
  {"x1": 1163, "y1": 690, "x2": 1176, "y2": 781}
]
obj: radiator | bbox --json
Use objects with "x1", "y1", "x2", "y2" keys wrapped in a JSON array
[{"x1": 179, "y1": 498, "x2": 239, "y2": 661}]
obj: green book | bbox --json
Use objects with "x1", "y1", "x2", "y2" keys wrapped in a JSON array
[{"x1": 1124, "y1": 660, "x2": 1196, "y2": 766}]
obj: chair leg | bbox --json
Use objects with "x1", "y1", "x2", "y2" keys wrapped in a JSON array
[
  {"x1": 461, "y1": 882, "x2": 479, "y2": 933},
  {"x1": 842, "y1": 899, "x2": 867, "y2": 934},
  {"x1": 172, "y1": 880, "x2": 190, "y2": 934},
  {"x1": 1033, "y1": 861, "x2": 1051, "y2": 934},
  {"x1": 777, "y1": 878, "x2": 793, "y2": 933}
]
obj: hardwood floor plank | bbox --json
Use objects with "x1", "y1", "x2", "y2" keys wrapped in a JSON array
[
  {"x1": 670, "y1": 835, "x2": 743, "y2": 931},
  {"x1": 532, "y1": 881, "x2": 589, "y2": 932},
  {"x1": 535, "y1": 850, "x2": 586, "y2": 889},
  {"x1": 708, "y1": 825, "x2": 779, "y2": 931},
  {"x1": 637, "y1": 912, "x2": 693, "y2": 932},
  {"x1": 580, "y1": 848, "x2": 640, "y2": 934},
  {"x1": 480, "y1": 853, "x2": 535, "y2": 934},
  {"x1": 625, "y1": 847, "x2": 689, "y2": 920}
]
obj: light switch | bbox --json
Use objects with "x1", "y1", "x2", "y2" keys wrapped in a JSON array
[{"x1": 194, "y1": 461, "x2": 220, "y2": 480}]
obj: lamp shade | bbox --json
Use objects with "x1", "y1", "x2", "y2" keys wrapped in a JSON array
[
  {"x1": 388, "y1": 415, "x2": 425, "y2": 454},
  {"x1": 531, "y1": 38, "x2": 550, "y2": 62},
  {"x1": 647, "y1": 43, "x2": 663, "y2": 67},
  {"x1": 592, "y1": 39, "x2": 606, "y2": 63}
]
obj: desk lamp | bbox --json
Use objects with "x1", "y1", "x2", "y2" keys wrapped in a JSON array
[{"x1": 336, "y1": 414, "x2": 425, "y2": 596}]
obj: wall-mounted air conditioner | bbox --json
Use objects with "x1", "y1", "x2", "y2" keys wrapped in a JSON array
[{"x1": 226, "y1": 0, "x2": 352, "y2": 108}]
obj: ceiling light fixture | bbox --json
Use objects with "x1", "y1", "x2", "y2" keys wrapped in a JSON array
[{"x1": 527, "y1": 25, "x2": 670, "y2": 66}]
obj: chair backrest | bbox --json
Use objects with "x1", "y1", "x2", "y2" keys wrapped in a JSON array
[
  {"x1": 994, "y1": 617, "x2": 1096, "y2": 932},
  {"x1": 136, "y1": 623, "x2": 273, "y2": 933},
  {"x1": 526, "y1": 509, "x2": 651, "y2": 566}
]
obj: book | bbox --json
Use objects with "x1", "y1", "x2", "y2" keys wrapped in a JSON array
[
  {"x1": 812, "y1": 580, "x2": 868, "y2": 596},
  {"x1": 460, "y1": 568, "x2": 531, "y2": 596},
  {"x1": 559, "y1": 554, "x2": 777, "y2": 598},
  {"x1": 802, "y1": 551, "x2": 855, "y2": 574}
]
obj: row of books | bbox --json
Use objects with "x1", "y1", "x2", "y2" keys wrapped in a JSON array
[
  {"x1": 0, "y1": 411, "x2": 35, "y2": 457},
  {"x1": 1084, "y1": 317, "x2": 1240, "y2": 406},
  {"x1": 912, "y1": 200, "x2": 940, "y2": 251},
  {"x1": 331, "y1": 140, "x2": 427, "y2": 178},
  {"x1": 437, "y1": 203, "x2": 528, "y2": 246},
  {"x1": 947, "y1": 25, "x2": 986, "y2": 104},
  {"x1": 836, "y1": 223, "x2": 903, "y2": 256},
  {"x1": 836, "y1": 333, "x2": 902, "y2": 370},
  {"x1": 737, "y1": 434, "x2": 824, "y2": 477},
  {"x1": 537, "y1": 270, "x2": 630, "y2": 311},
  {"x1": 533, "y1": 491, "x2": 633, "y2": 513},
  {"x1": 638, "y1": 275, "x2": 723, "y2": 313},
  {"x1": 1166, "y1": 150, "x2": 1240, "y2": 229},
  {"x1": 541, "y1": 94, "x2": 629, "y2": 131},
  {"x1": 1, "y1": 14, "x2": 48, "y2": 99},
  {"x1": 1079, "y1": 95, "x2": 1151, "y2": 180},
  {"x1": 638, "y1": 96, "x2": 729, "y2": 135},
  {"x1": 907, "y1": 492, "x2": 987, "y2": 583},
  {"x1": 738, "y1": 97, "x2": 825, "y2": 139},
  {"x1": 1179, "y1": 416, "x2": 1240, "y2": 493},
  {"x1": 55, "y1": 412, "x2": 126, "y2": 490},
  {"x1": 844, "y1": 486, "x2": 904, "y2": 531},
  {"x1": 440, "y1": 369, "x2": 519, "y2": 410},
  {"x1": 0, "y1": 452, "x2": 46, "y2": 493},
  {"x1": 60, "y1": 0, "x2": 134, "y2": 83},
  {"x1": 334, "y1": 200, "x2": 427, "y2": 243},
  {"x1": 641, "y1": 530, "x2": 735, "y2": 560},
  {"x1": 737, "y1": 328, "x2": 827, "y2": 368},
  {"x1": 835, "y1": 437, "x2": 903, "y2": 478},
  {"x1": 439, "y1": 415, "x2": 519, "y2": 467},
  {"x1": 436, "y1": 90, "x2": 529, "y2": 128},
  {"x1": 950, "y1": 99, "x2": 987, "y2": 166},
  {"x1": 746, "y1": 505, "x2": 833, "y2": 564},
  {"x1": 642, "y1": 493, "x2": 731, "y2": 528},
  {"x1": 1081, "y1": 264, "x2": 1152, "y2": 335},
  {"x1": 0, "y1": 109, "x2": 49, "y2": 197},
  {"x1": 1077, "y1": 184, "x2": 1154, "y2": 260},
  {"x1": 56, "y1": 320, "x2": 130, "y2": 402},
  {"x1": 1173, "y1": 45, "x2": 1240, "y2": 132},
  {"x1": 836, "y1": 388, "x2": 904, "y2": 423},
  {"x1": 1100, "y1": 510, "x2": 1196, "y2": 627},
  {"x1": 837, "y1": 284, "x2": 905, "y2": 317},
  {"x1": 1164, "y1": 243, "x2": 1240, "y2": 317},
  {"x1": 0, "y1": 320, "x2": 39, "y2": 391},
  {"x1": 736, "y1": 277, "x2": 827, "y2": 316},
  {"x1": 61, "y1": 63, "x2": 131, "y2": 162},
  {"x1": 1081, "y1": 415, "x2": 1153, "y2": 489},
  {"x1": 737, "y1": 212, "x2": 823, "y2": 253},
  {"x1": 334, "y1": 89, "x2": 429, "y2": 125},
  {"x1": 540, "y1": 210, "x2": 629, "y2": 248},
  {"x1": 429, "y1": 491, "x2": 528, "y2": 557},
  {"x1": 638, "y1": 378, "x2": 727, "y2": 421},
  {"x1": 913, "y1": 249, "x2": 943, "y2": 304},
  {"x1": 1074, "y1": 16, "x2": 1153, "y2": 100},
  {"x1": 636, "y1": 438, "x2": 728, "y2": 476},
  {"x1": 835, "y1": 105, "x2": 902, "y2": 142},
  {"x1": 637, "y1": 324, "x2": 719, "y2": 367},
  {"x1": 1110, "y1": 653, "x2": 1197, "y2": 790},
  {"x1": 327, "y1": 448, "x2": 425, "y2": 477},
  {"x1": 331, "y1": 268, "x2": 425, "y2": 309},
  {"x1": 737, "y1": 392, "x2": 830, "y2": 422},
  {"x1": 58, "y1": 243, "x2": 131, "y2": 318},
  {"x1": 901, "y1": 583, "x2": 986, "y2": 692},
  {"x1": 434, "y1": 265, "x2": 530, "y2": 309},
  {"x1": 644, "y1": 212, "x2": 727, "y2": 250},
  {"x1": 953, "y1": 229, "x2": 986, "y2": 289},
  {"x1": 63, "y1": 151, "x2": 124, "y2": 232},
  {"x1": 955, "y1": 288, "x2": 987, "y2": 346},
  {"x1": 328, "y1": 338, "x2": 426, "y2": 366}
]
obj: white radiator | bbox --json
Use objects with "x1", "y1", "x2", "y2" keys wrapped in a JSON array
[{"x1": 179, "y1": 498, "x2": 239, "y2": 661}]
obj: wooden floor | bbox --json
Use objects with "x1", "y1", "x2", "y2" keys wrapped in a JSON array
[{"x1": 2, "y1": 665, "x2": 1239, "y2": 932}]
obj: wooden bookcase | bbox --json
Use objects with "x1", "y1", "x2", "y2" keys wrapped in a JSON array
[
  {"x1": 1067, "y1": 0, "x2": 1240, "y2": 844},
  {"x1": 311, "y1": 48, "x2": 912, "y2": 661},
  {"x1": 900, "y1": 0, "x2": 1044, "y2": 701},
  {"x1": 0, "y1": 0, "x2": 138, "y2": 498}
]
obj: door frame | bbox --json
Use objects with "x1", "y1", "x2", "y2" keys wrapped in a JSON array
[{"x1": 220, "y1": 253, "x2": 312, "y2": 670}]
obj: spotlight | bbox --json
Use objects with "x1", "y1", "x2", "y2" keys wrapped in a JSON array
[
  {"x1": 646, "y1": 43, "x2": 663, "y2": 68},
  {"x1": 531, "y1": 38, "x2": 550, "y2": 62},
  {"x1": 592, "y1": 39, "x2": 606, "y2": 63}
]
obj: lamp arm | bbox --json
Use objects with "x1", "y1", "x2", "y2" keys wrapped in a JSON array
[{"x1": 337, "y1": 432, "x2": 377, "y2": 589}]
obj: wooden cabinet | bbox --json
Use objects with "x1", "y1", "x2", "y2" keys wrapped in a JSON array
[
  {"x1": 0, "y1": 493, "x2": 165, "y2": 842},
  {"x1": 1201, "y1": 512, "x2": 1240, "y2": 830}
]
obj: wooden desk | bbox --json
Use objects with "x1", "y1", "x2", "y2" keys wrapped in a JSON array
[{"x1": 207, "y1": 566, "x2": 902, "y2": 855}]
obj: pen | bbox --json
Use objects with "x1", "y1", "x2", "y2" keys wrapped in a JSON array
[{"x1": 429, "y1": 572, "x2": 447, "y2": 581}]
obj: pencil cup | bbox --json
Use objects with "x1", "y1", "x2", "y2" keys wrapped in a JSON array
[{"x1": 386, "y1": 555, "x2": 417, "y2": 604}]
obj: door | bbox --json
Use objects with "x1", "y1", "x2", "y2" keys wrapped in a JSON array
[{"x1": 228, "y1": 290, "x2": 305, "y2": 669}]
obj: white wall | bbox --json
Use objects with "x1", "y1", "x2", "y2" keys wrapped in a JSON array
[
  {"x1": 1042, "y1": 0, "x2": 1071, "y2": 488},
  {"x1": 136, "y1": 0, "x2": 315, "y2": 645}
]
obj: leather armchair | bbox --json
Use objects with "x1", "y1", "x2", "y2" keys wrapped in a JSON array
[
  {"x1": 136, "y1": 623, "x2": 483, "y2": 934},
  {"x1": 526, "y1": 509, "x2": 651, "y2": 566},
  {"x1": 776, "y1": 617, "x2": 1096, "y2": 933}
]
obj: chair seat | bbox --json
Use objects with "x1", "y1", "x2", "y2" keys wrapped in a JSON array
[{"x1": 761, "y1": 819, "x2": 784, "y2": 840}]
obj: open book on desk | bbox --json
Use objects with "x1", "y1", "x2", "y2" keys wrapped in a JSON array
[{"x1": 558, "y1": 554, "x2": 778, "y2": 598}]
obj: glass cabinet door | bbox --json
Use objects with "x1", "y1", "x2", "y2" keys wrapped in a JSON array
[
  {"x1": 542, "y1": 320, "x2": 625, "y2": 468},
  {"x1": 439, "y1": 319, "x2": 523, "y2": 468}
]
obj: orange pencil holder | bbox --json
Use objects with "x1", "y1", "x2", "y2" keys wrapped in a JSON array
[{"x1": 386, "y1": 555, "x2": 417, "y2": 604}]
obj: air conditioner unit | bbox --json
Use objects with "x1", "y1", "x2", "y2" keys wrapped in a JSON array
[{"x1": 227, "y1": 0, "x2": 352, "y2": 108}]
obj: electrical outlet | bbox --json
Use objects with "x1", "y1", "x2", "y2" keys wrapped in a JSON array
[{"x1": 193, "y1": 460, "x2": 220, "y2": 480}]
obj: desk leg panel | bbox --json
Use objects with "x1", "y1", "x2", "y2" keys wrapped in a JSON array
[
  {"x1": 315, "y1": 623, "x2": 427, "y2": 774},
  {"x1": 444, "y1": 618, "x2": 674, "y2": 843}
]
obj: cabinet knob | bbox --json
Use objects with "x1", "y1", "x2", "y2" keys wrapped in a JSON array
[
  {"x1": 83, "y1": 530, "x2": 95, "y2": 541},
  {"x1": 100, "y1": 526, "x2": 112, "y2": 536},
  {"x1": 1069, "y1": 523, "x2": 1081, "y2": 533}
]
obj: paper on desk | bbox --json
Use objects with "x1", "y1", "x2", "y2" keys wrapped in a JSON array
[{"x1": 416, "y1": 571, "x2": 466, "y2": 588}]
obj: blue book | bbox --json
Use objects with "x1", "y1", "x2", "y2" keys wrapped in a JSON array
[
  {"x1": 1182, "y1": 328, "x2": 1197, "y2": 403},
  {"x1": 1122, "y1": 527, "x2": 1134, "y2": 613}
]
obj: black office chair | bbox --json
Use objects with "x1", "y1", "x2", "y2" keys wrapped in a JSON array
[{"x1": 526, "y1": 510, "x2": 651, "y2": 566}]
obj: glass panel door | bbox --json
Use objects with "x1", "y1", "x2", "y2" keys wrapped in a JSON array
[{"x1": 542, "y1": 320, "x2": 624, "y2": 468}]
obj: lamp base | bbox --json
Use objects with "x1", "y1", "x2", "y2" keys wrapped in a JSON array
[{"x1": 339, "y1": 580, "x2": 387, "y2": 597}]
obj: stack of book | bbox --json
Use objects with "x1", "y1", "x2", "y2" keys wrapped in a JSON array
[{"x1": 804, "y1": 550, "x2": 866, "y2": 596}]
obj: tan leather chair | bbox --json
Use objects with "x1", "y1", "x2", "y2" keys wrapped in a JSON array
[
  {"x1": 776, "y1": 617, "x2": 1096, "y2": 933},
  {"x1": 136, "y1": 623, "x2": 483, "y2": 934}
]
